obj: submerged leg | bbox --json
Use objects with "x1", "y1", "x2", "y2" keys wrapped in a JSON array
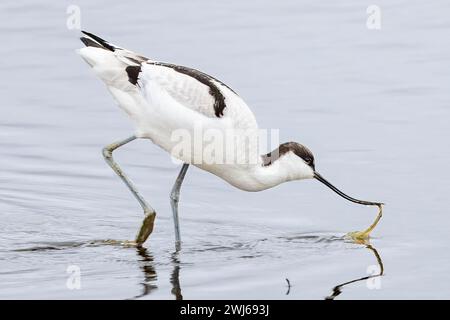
[
  {"x1": 102, "y1": 136, "x2": 156, "y2": 245},
  {"x1": 170, "y1": 164, "x2": 189, "y2": 243}
]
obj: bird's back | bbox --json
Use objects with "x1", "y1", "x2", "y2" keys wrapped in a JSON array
[{"x1": 78, "y1": 32, "x2": 261, "y2": 184}]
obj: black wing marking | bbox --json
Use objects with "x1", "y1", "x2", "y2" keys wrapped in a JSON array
[
  {"x1": 148, "y1": 62, "x2": 237, "y2": 118},
  {"x1": 81, "y1": 30, "x2": 116, "y2": 51}
]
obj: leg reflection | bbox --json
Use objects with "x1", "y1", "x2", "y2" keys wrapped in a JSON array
[
  {"x1": 133, "y1": 246, "x2": 158, "y2": 299},
  {"x1": 132, "y1": 246, "x2": 183, "y2": 300},
  {"x1": 170, "y1": 249, "x2": 183, "y2": 300},
  {"x1": 325, "y1": 244, "x2": 384, "y2": 300}
]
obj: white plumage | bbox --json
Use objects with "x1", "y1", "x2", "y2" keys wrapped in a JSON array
[
  {"x1": 78, "y1": 31, "x2": 382, "y2": 245},
  {"x1": 78, "y1": 32, "x2": 298, "y2": 192}
]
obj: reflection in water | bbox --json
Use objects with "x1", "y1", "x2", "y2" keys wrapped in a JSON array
[
  {"x1": 285, "y1": 278, "x2": 292, "y2": 295},
  {"x1": 10, "y1": 237, "x2": 382, "y2": 300},
  {"x1": 325, "y1": 244, "x2": 384, "y2": 300},
  {"x1": 170, "y1": 249, "x2": 183, "y2": 300},
  {"x1": 132, "y1": 246, "x2": 158, "y2": 299},
  {"x1": 13, "y1": 240, "x2": 183, "y2": 300},
  {"x1": 132, "y1": 245, "x2": 183, "y2": 300}
]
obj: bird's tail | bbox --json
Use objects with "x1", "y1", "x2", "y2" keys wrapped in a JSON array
[
  {"x1": 78, "y1": 30, "x2": 148, "y2": 65},
  {"x1": 78, "y1": 31, "x2": 149, "y2": 87},
  {"x1": 79, "y1": 30, "x2": 120, "y2": 52}
]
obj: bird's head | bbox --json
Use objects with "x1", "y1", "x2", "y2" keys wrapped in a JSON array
[
  {"x1": 263, "y1": 142, "x2": 382, "y2": 206},
  {"x1": 263, "y1": 142, "x2": 315, "y2": 179}
]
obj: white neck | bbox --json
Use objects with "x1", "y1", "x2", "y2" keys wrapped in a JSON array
[{"x1": 210, "y1": 152, "x2": 314, "y2": 192}]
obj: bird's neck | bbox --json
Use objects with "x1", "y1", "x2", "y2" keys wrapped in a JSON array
[
  {"x1": 253, "y1": 154, "x2": 303, "y2": 189},
  {"x1": 216, "y1": 155, "x2": 300, "y2": 192},
  {"x1": 199, "y1": 147, "x2": 312, "y2": 192}
]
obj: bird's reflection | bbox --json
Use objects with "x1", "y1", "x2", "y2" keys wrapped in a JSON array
[
  {"x1": 131, "y1": 238, "x2": 381, "y2": 300},
  {"x1": 131, "y1": 245, "x2": 183, "y2": 300},
  {"x1": 170, "y1": 248, "x2": 183, "y2": 300},
  {"x1": 325, "y1": 244, "x2": 384, "y2": 300},
  {"x1": 132, "y1": 246, "x2": 158, "y2": 299}
]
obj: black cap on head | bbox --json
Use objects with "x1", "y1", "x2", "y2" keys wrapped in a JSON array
[{"x1": 262, "y1": 142, "x2": 315, "y2": 170}]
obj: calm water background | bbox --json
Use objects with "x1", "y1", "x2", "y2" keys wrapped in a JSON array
[{"x1": 1, "y1": 0, "x2": 449, "y2": 299}]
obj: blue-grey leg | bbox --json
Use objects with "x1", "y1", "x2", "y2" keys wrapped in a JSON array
[
  {"x1": 170, "y1": 163, "x2": 189, "y2": 243},
  {"x1": 102, "y1": 135, "x2": 156, "y2": 245}
]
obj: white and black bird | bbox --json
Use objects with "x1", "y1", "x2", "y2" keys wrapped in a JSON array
[{"x1": 78, "y1": 31, "x2": 382, "y2": 245}]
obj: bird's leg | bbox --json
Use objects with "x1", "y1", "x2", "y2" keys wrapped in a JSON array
[
  {"x1": 102, "y1": 136, "x2": 156, "y2": 245},
  {"x1": 170, "y1": 164, "x2": 189, "y2": 243}
]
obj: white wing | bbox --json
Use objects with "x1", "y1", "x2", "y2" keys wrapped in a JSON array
[
  {"x1": 79, "y1": 31, "x2": 261, "y2": 167},
  {"x1": 138, "y1": 62, "x2": 259, "y2": 131},
  {"x1": 78, "y1": 31, "x2": 258, "y2": 131}
]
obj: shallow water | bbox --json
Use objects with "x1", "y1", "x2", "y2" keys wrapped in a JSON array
[{"x1": 1, "y1": 0, "x2": 450, "y2": 299}]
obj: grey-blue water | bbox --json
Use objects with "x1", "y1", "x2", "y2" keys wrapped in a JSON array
[{"x1": 1, "y1": 0, "x2": 449, "y2": 299}]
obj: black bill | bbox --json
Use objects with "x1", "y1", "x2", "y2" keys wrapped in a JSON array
[{"x1": 314, "y1": 172, "x2": 383, "y2": 206}]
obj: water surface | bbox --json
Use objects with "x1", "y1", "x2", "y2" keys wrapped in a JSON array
[{"x1": 1, "y1": 0, "x2": 450, "y2": 299}]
